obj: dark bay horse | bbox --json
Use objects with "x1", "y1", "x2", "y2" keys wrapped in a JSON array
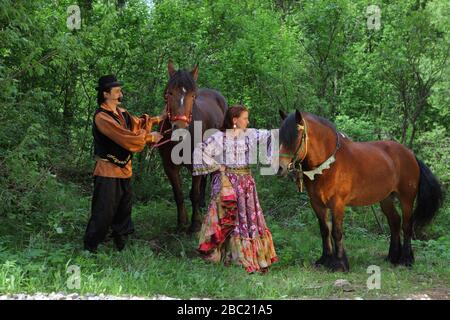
[
  {"x1": 157, "y1": 60, "x2": 227, "y2": 232},
  {"x1": 278, "y1": 110, "x2": 443, "y2": 272}
]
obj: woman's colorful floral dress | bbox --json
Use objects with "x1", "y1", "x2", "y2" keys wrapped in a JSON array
[{"x1": 193, "y1": 129, "x2": 278, "y2": 273}]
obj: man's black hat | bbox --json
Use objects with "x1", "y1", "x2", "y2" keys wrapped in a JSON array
[{"x1": 96, "y1": 74, "x2": 123, "y2": 91}]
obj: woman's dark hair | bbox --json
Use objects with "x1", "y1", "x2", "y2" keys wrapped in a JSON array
[
  {"x1": 220, "y1": 105, "x2": 249, "y2": 131},
  {"x1": 96, "y1": 88, "x2": 111, "y2": 106}
]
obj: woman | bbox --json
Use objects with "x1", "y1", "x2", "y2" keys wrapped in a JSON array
[{"x1": 193, "y1": 105, "x2": 277, "y2": 273}]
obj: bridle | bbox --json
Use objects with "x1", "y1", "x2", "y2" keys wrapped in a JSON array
[
  {"x1": 279, "y1": 115, "x2": 341, "y2": 192},
  {"x1": 150, "y1": 91, "x2": 196, "y2": 149},
  {"x1": 279, "y1": 118, "x2": 309, "y2": 173},
  {"x1": 163, "y1": 91, "x2": 195, "y2": 125}
]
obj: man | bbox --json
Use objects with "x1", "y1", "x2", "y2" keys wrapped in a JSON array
[{"x1": 83, "y1": 74, "x2": 164, "y2": 253}]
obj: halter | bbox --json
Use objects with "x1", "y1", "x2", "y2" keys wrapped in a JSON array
[
  {"x1": 148, "y1": 88, "x2": 195, "y2": 153},
  {"x1": 164, "y1": 92, "x2": 194, "y2": 124},
  {"x1": 279, "y1": 116, "x2": 341, "y2": 192},
  {"x1": 279, "y1": 118, "x2": 309, "y2": 172},
  {"x1": 167, "y1": 110, "x2": 192, "y2": 124}
]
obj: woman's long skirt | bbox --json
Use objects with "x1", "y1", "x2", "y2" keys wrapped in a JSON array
[{"x1": 198, "y1": 172, "x2": 277, "y2": 273}]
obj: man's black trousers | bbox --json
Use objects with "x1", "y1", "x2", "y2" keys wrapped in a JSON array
[{"x1": 84, "y1": 176, "x2": 134, "y2": 249}]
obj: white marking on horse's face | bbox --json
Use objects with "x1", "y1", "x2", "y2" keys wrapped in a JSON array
[{"x1": 180, "y1": 87, "x2": 186, "y2": 107}]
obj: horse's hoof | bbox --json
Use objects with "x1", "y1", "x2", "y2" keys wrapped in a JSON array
[
  {"x1": 327, "y1": 258, "x2": 349, "y2": 273},
  {"x1": 386, "y1": 254, "x2": 401, "y2": 265},
  {"x1": 314, "y1": 255, "x2": 328, "y2": 267},
  {"x1": 399, "y1": 256, "x2": 414, "y2": 267},
  {"x1": 399, "y1": 250, "x2": 415, "y2": 267},
  {"x1": 386, "y1": 245, "x2": 402, "y2": 265},
  {"x1": 331, "y1": 264, "x2": 349, "y2": 273},
  {"x1": 314, "y1": 261, "x2": 324, "y2": 269}
]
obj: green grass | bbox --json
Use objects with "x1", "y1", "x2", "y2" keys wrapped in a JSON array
[{"x1": 0, "y1": 196, "x2": 448, "y2": 299}]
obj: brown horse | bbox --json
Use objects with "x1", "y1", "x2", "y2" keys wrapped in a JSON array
[
  {"x1": 157, "y1": 60, "x2": 227, "y2": 232},
  {"x1": 277, "y1": 110, "x2": 443, "y2": 272}
]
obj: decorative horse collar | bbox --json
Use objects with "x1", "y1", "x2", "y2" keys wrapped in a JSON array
[
  {"x1": 301, "y1": 128, "x2": 341, "y2": 181},
  {"x1": 303, "y1": 152, "x2": 336, "y2": 180},
  {"x1": 303, "y1": 125, "x2": 341, "y2": 181}
]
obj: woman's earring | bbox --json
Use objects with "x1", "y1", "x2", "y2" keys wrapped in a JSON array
[{"x1": 233, "y1": 123, "x2": 237, "y2": 129}]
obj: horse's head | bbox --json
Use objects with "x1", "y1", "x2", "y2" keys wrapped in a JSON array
[
  {"x1": 278, "y1": 109, "x2": 308, "y2": 177},
  {"x1": 164, "y1": 60, "x2": 198, "y2": 137}
]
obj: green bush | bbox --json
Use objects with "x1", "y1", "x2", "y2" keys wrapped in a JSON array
[
  {"x1": 415, "y1": 125, "x2": 450, "y2": 187},
  {"x1": 334, "y1": 114, "x2": 378, "y2": 142},
  {"x1": 0, "y1": 124, "x2": 89, "y2": 238}
]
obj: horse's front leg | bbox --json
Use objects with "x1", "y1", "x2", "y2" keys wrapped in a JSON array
[
  {"x1": 330, "y1": 200, "x2": 350, "y2": 272},
  {"x1": 189, "y1": 174, "x2": 203, "y2": 233},
  {"x1": 162, "y1": 161, "x2": 188, "y2": 231},
  {"x1": 311, "y1": 201, "x2": 334, "y2": 267}
]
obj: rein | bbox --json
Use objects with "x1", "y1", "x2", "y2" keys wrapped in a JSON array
[
  {"x1": 144, "y1": 115, "x2": 172, "y2": 161},
  {"x1": 151, "y1": 110, "x2": 173, "y2": 148}
]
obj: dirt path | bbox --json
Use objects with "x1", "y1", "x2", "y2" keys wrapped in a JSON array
[
  {"x1": 0, "y1": 289, "x2": 448, "y2": 300},
  {"x1": 0, "y1": 293, "x2": 180, "y2": 300}
]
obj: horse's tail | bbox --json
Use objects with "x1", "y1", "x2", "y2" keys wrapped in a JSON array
[{"x1": 412, "y1": 157, "x2": 444, "y2": 231}]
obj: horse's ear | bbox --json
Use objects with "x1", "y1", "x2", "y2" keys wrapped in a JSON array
[
  {"x1": 168, "y1": 59, "x2": 176, "y2": 77},
  {"x1": 279, "y1": 109, "x2": 288, "y2": 120},
  {"x1": 191, "y1": 63, "x2": 199, "y2": 81},
  {"x1": 295, "y1": 109, "x2": 303, "y2": 123}
]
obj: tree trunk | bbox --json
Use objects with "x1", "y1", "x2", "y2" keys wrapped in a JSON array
[
  {"x1": 401, "y1": 115, "x2": 408, "y2": 145},
  {"x1": 408, "y1": 124, "x2": 416, "y2": 149}
]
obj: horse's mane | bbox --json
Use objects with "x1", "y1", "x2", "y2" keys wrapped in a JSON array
[
  {"x1": 280, "y1": 114, "x2": 299, "y2": 150},
  {"x1": 280, "y1": 112, "x2": 338, "y2": 150},
  {"x1": 314, "y1": 114, "x2": 337, "y2": 132},
  {"x1": 164, "y1": 70, "x2": 197, "y2": 94}
]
